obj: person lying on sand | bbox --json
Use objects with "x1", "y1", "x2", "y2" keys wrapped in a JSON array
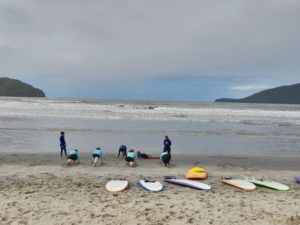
[
  {"x1": 137, "y1": 151, "x2": 159, "y2": 159},
  {"x1": 125, "y1": 149, "x2": 136, "y2": 167},
  {"x1": 91, "y1": 147, "x2": 103, "y2": 167},
  {"x1": 160, "y1": 152, "x2": 171, "y2": 167},
  {"x1": 66, "y1": 149, "x2": 79, "y2": 166}
]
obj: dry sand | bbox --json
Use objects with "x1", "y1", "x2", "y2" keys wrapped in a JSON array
[{"x1": 0, "y1": 153, "x2": 299, "y2": 225}]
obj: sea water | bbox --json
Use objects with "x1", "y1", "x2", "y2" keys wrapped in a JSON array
[{"x1": 0, "y1": 97, "x2": 300, "y2": 156}]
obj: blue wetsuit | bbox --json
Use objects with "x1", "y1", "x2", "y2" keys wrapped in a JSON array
[
  {"x1": 163, "y1": 138, "x2": 172, "y2": 154},
  {"x1": 118, "y1": 145, "x2": 127, "y2": 158},
  {"x1": 60, "y1": 135, "x2": 67, "y2": 157}
]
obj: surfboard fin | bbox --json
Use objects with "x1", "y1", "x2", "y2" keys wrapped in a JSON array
[
  {"x1": 164, "y1": 176, "x2": 176, "y2": 179},
  {"x1": 221, "y1": 176, "x2": 232, "y2": 180}
]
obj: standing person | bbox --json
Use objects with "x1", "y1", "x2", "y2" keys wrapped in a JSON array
[
  {"x1": 125, "y1": 149, "x2": 136, "y2": 167},
  {"x1": 163, "y1": 136, "x2": 172, "y2": 155},
  {"x1": 91, "y1": 147, "x2": 103, "y2": 167},
  {"x1": 60, "y1": 131, "x2": 67, "y2": 157}
]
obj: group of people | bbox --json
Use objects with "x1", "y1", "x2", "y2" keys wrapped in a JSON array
[{"x1": 60, "y1": 131, "x2": 172, "y2": 167}]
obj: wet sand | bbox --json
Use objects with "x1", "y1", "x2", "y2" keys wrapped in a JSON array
[{"x1": 0, "y1": 153, "x2": 299, "y2": 225}]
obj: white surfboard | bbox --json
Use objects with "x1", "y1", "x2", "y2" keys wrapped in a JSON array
[
  {"x1": 164, "y1": 178, "x2": 211, "y2": 190},
  {"x1": 221, "y1": 179, "x2": 256, "y2": 191},
  {"x1": 247, "y1": 179, "x2": 289, "y2": 191},
  {"x1": 139, "y1": 179, "x2": 163, "y2": 192},
  {"x1": 106, "y1": 180, "x2": 129, "y2": 192}
]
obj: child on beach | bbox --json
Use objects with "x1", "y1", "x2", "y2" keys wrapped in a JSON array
[
  {"x1": 91, "y1": 147, "x2": 103, "y2": 167},
  {"x1": 66, "y1": 149, "x2": 79, "y2": 166},
  {"x1": 60, "y1": 131, "x2": 67, "y2": 157},
  {"x1": 125, "y1": 149, "x2": 136, "y2": 167},
  {"x1": 118, "y1": 145, "x2": 127, "y2": 158},
  {"x1": 160, "y1": 152, "x2": 171, "y2": 167},
  {"x1": 137, "y1": 151, "x2": 159, "y2": 159}
]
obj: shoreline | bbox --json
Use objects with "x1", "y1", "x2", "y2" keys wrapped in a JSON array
[{"x1": 1, "y1": 152, "x2": 300, "y2": 171}]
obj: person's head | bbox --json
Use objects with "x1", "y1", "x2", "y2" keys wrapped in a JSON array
[
  {"x1": 165, "y1": 135, "x2": 169, "y2": 139},
  {"x1": 96, "y1": 147, "x2": 101, "y2": 150},
  {"x1": 61, "y1": 131, "x2": 65, "y2": 135},
  {"x1": 74, "y1": 149, "x2": 78, "y2": 152},
  {"x1": 129, "y1": 149, "x2": 134, "y2": 152}
]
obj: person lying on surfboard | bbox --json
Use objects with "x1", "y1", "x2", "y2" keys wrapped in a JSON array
[
  {"x1": 137, "y1": 151, "x2": 159, "y2": 159},
  {"x1": 125, "y1": 149, "x2": 136, "y2": 167},
  {"x1": 91, "y1": 147, "x2": 103, "y2": 167},
  {"x1": 160, "y1": 152, "x2": 171, "y2": 167},
  {"x1": 66, "y1": 149, "x2": 79, "y2": 166}
]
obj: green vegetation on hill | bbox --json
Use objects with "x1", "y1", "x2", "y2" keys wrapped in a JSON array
[
  {"x1": 0, "y1": 77, "x2": 45, "y2": 97},
  {"x1": 215, "y1": 83, "x2": 300, "y2": 104}
]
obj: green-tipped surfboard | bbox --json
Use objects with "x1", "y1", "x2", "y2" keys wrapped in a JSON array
[{"x1": 247, "y1": 179, "x2": 289, "y2": 191}]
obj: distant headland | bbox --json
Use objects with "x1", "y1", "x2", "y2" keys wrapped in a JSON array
[
  {"x1": 215, "y1": 83, "x2": 300, "y2": 104},
  {"x1": 0, "y1": 77, "x2": 45, "y2": 97}
]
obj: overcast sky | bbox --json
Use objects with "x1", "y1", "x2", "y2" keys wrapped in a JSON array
[{"x1": 0, "y1": 0, "x2": 299, "y2": 101}]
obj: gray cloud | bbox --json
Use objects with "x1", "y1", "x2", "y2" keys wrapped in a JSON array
[{"x1": 0, "y1": 0, "x2": 299, "y2": 86}]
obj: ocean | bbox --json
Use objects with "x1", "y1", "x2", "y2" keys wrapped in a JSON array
[{"x1": 1, "y1": 97, "x2": 300, "y2": 156}]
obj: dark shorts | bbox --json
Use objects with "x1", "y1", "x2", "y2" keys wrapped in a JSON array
[
  {"x1": 67, "y1": 154, "x2": 78, "y2": 161},
  {"x1": 125, "y1": 157, "x2": 134, "y2": 162},
  {"x1": 92, "y1": 153, "x2": 100, "y2": 158},
  {"x1": 163, "y1": 147, "x2": 171, "y2": 153}
]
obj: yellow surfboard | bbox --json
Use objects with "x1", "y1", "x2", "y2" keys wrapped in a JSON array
[{"x1": 185, "y1": 166, "x2": 208, "y2": 180}]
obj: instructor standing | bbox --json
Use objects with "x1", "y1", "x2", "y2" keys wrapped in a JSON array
[
  {"x1": 60, "y1": 131, "x2": 67, "y2": 157},
  {"x1": 163, "y1": 135, "x2": 172, "y2": 155}
]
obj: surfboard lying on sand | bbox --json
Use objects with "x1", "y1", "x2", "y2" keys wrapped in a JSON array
[
  {"x1": 247, "y1": 179, "x2": 289, "y2": 191},
  {"x1": 294, "y1": 176, "x2": 300, "y2": 184},
  {"x1": 164, "y1": 177, "x2": 211, "y2": 190},
  {"x1": 220, "y1": 178, "x2": 256, "y2": 191},
  {"x1": 106, "y1": 180, "x2": 129, "y2": 192},
  {"x1": 139, "y1": 179, "x2": 163, "y2": 192},
  {"x1": 185, "y1": 166, "x2": 208, "y2": 180}
]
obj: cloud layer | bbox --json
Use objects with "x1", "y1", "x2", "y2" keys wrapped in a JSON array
[{"x1": 0, "y1": 0, "x2": 299, "y2": 96}]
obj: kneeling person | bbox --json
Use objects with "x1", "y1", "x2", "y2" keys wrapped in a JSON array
[
  {"x1": 67, "y1": 149, "x2": 79, "y2": 166},
  {"x1": 92, "y1": 147, "x2": 103, "y2": 167},
  {"x1": 125, "y1": 149, "x2": 136, "y2": 167},
  {"x1": 118, "y1": 145, "x2": 127, "y2": 158}
]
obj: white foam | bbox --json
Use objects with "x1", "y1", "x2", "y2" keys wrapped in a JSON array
[{"x1": 1, "y1": 98, "x2": 300, "y2": 125}]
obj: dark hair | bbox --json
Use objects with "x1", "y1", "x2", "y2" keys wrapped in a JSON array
[{"x1": 61, "y1": 131, "x2": 65, "y2": 135}]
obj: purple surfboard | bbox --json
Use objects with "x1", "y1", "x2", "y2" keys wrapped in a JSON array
[
  {"x1": 164, "y1": 178, "x2": 211, "y2": 190},
  {"x1": 294, "y1": 176, "x2": 300, "y2": 184}
]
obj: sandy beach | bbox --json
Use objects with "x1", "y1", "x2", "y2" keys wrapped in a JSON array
[{"x1": 0, "y1": 153, "x2": 299, "y2": 225}]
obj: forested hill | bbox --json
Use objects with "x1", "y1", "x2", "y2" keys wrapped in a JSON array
[
  {"x1": 215, "y1": 83, "x2": 300, "y2": 104},
  {"x1": 0, "y1": 77, "x2": 45, "y2": 97}
]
